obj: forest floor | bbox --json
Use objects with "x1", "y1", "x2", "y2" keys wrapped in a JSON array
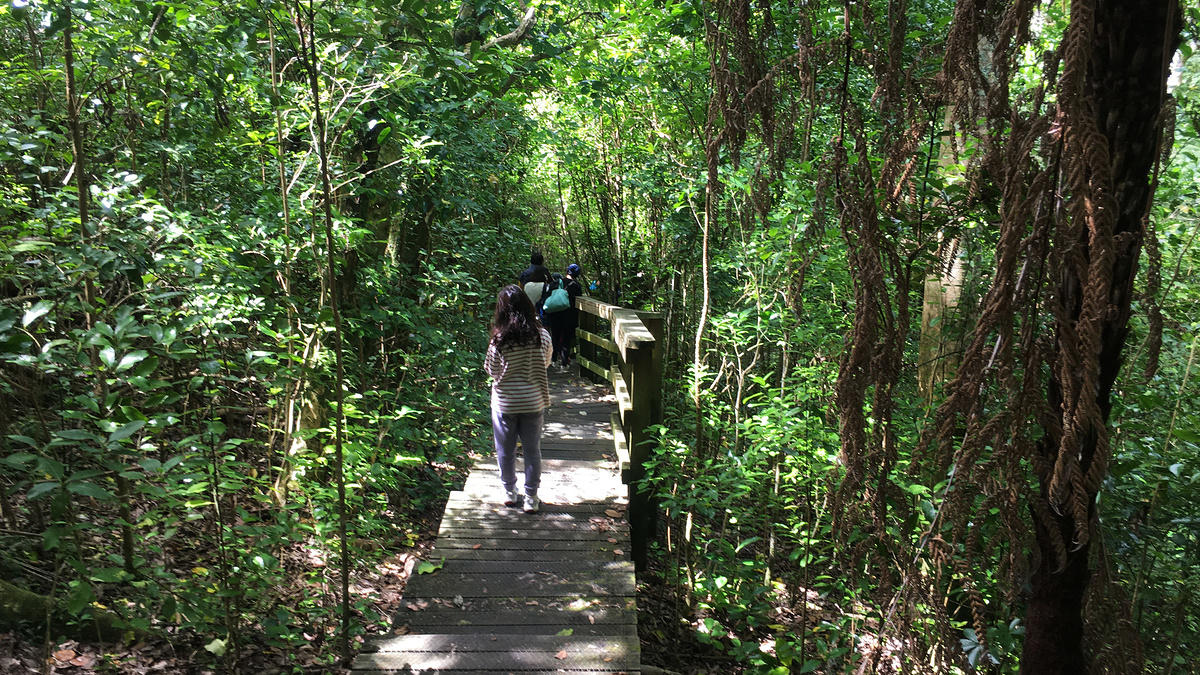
[
  {"x1": 0, "y1": 505, "x2": 446, "y2": 675},
  {"x1": 3, "y1": 481, "x2": 829, "y2": 675},
  {"x1": 2, "y1": 516, "x2": 849, "y2": 675}
]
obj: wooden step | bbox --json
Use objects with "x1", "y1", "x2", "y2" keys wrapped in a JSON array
[{"x1": 355, "y1": 634, "x2": 638, "y2": 672}]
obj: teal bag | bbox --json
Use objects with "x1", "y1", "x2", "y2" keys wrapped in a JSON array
[{"x1": 543, "y1": 279, "x2": 570, "y2": 313}]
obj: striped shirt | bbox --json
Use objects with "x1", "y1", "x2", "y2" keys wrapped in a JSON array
[{"x1": 485, "y1": 327, "x2": 553, "y2": 414}]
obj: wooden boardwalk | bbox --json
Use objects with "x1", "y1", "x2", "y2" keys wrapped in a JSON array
[{"x1": 354, "y1": 367, "x2": 639, "y2": 674}]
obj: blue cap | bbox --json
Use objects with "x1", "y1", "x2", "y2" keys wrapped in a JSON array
[{"x1": 567, "y1": 264, "x2": 581, "y2": 275}]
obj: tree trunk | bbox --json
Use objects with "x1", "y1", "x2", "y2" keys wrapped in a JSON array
[
  {"x1": 0, "y1": 579, "x2": 133, "y2": 642},
  {"x1": 1020, "y1": 0, "x2": 1179, "y2": 672}
]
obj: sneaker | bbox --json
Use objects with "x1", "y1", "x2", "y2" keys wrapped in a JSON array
[
  {"x1": 504, "y1": 489, "x2": 520, "y2": 507},
  {"x1": 523, "y1": 495, "x2": 540, "y2": 514}
]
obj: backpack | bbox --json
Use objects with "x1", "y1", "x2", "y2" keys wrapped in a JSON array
[{"x1": 543, "y1": 279, "x2": 570, "y2": 313}]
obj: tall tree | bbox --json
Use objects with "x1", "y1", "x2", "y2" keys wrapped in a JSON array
[{"x1": 924, "y1": 0, "x2": 1182, "y2": 671}]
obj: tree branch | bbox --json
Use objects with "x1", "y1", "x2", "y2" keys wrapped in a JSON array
[{"x1": 481, "y1": 6, "x2": 536, "y2": 51}]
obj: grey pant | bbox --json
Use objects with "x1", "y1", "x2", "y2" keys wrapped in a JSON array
[{"x1": 492, "y1": 409, "x2": 544, "y2": 497}]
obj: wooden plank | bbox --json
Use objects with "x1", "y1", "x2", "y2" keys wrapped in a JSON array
[
  {"x1": 576, "y1": 327, "x2": 618, "y2": 354},
  {"x1": 443, "y1": 500, "x2": 627, "y2": 516},
  {"x1": 610, "y1": 309, "x2": 656, "y2": 361},
  {"x1": 365, "y1": 633, "x2": 635, "y2": 654},
  {"x1": 403, "y1": 573, "x2": 634, "y2": 597},
  {"x1": 574, "y1": 353, "x2": 612, "y2": 382},
  {"x1": 437, "y1": 548, "x2": 622, "y2": 562},
  {"x1": 440, "y1": 516, "x2": 627, "y2": 532},
  {"x1": 576, "y1": 295, "x2": 619, "y2": 321},
  {"x1": 431, "y1": 538, "x2": 624, "y2": 553},
  {"x1": 610, "y1": 412, "x2": 631, "y2": 483},
  {"x1": 350, "y1": 662, "x2": 633, "y2": 667},
  {"x1": 393, "y1": 623, "x2": 637, "y2": 637},
  {"x1": 612, "y1": 368, "x2": 632, "y2": 415},
  {"x1": 437, "y1": 516, "x2": 627, "y2": 535},
  {"x1": 354, "y1": 646, "x2": 637, "y2": 672},
  {"x1": 424, "y1": 560, "x2": 633, "y2": 574},
  {"x1": 441, "y1": 509, "x2": 628, "y2": 526},
  {"x1": 455, "y1": 487, "x2": 625, "y2": 506},
  {"x1": 396, "y1": 605, "x2": 638, "y2": 624},
  {"x1": 396, "y1": 596, "x2": 634, "y2": 613},
  {"x1": 461, "y1": 473, "x2": 621, "y2": 489},
  {"x1": 470, "y1": 458, "x2": 615, "y2": 472},
  {"x1": 453, "y1": 490, "x2": 626, "y2": 507},
  {"x1": 438, "y1": 527, "x2": 628, "y2": 543},
  {"x1": 535, "y1": 449, "x2": 611, "y2": 460}
]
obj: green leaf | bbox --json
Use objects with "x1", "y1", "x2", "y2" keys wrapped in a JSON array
[
  {"x1": 109, "y1": 420, "x2": 145, "y2": 443},
  {"x1": 27, "y1": 481, "x2": 58, "y2": 500},
  {"x1": 43, "y1": 525, "x2": 66, "y2": 550},
  {"x1": 22, "y1": 300, "x2": 53, "y2": 327},
  {"x1": 2, "y1": 451, "x2": 36, "y2": 466},
  {"x1": 204, "y1": 638, "x2": 227, "y2": 657},
  {"x1": 1172, "y1": 427, "x2": 1199, "y2": 443},
  {"x1": 556, "y1": 628, "x2": 573, "y2": 636},
  {"x1": 57, "y1": 429, "x2": 97, "y2": 442},
  {"x1": 90, "y1": 567, "x2": 127, "y2": 583},
  {"x1": 116, "y1": 350, "x2": 149, "y2": 372},
  {"x1": 6, "y1": 435, "x2": 38, "y2": 449},
  {"x1": 68, "y1": 482, "x2": 113, "y2": 500},
  {"x1": 65, "y1": 582, "x2": 96, "y2": 614},
  {"x1": 416, "y1": 557, "x2": 445, "y2": 574}
]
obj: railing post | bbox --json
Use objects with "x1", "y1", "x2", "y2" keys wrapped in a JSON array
[
  {"x1": 577, "y1": 304, "x2": 599, "y2": 384},
  {"x1": 626, "y1": 312, "x2": 662, "y2": 572}
]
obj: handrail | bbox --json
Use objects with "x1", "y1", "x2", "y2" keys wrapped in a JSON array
[{"x1": 574, "y1": 295, "x2": 662, "y2": 571}]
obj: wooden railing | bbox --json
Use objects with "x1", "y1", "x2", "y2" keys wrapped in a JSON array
[{"x1": 574, "y1": 296, "x2": 662, "y2": 571}]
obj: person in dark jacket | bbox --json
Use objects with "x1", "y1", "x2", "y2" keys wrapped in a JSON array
[
  {"x1": 519, "y1": 251, "x2": 552, "y2": 286},
  {"x1": 519, "y1": 252, "x2": 552, "y2": 309}
]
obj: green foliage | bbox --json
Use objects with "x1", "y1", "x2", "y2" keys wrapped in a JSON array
[
  {"x1": 0, "y1": 0, "x2": 1197, "y2": 671},
  {"x1": 0, "y1": 0, "x2": 547, "y2": 666}
]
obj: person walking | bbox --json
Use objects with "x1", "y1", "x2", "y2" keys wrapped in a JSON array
[
  {"x1": 560, "y1": 264, "x2": 584, "y2": 366},
  {"x1": 540, "y1": 273, "x2": 571, "y2": 367},
  {"x1": 519, "y1": 251, "x2": 552, "y2": 307},
  {"x1": 484, "y1": 285, "x2": 553, "y2": 513}
]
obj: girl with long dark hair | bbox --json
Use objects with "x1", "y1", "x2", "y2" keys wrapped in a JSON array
[{"x1": 484, "y1": 285, "x2": 553, "y2": 513}]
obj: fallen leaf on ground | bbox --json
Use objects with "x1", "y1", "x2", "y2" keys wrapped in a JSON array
[
  {"x1": 605, "y1": 509, "x2": 621, "y2": 517},
  {"x1": 555, "y1": 649, "x2": 568, "y2": 659},
  {"x1": 53, "y1": 649, "x2": 76, "y2": 662},
  {"x1": 526, "y1": 600, "x2": 539, "y2": 605},
  {"x1": 607, "y1": 537, "x2": 618, "y2": 543},
  {"x1": 406, "y1": 603, "x2": 421, "y2": 611},
  {"x1": 588, "y1": 615, "x2": 595, "y2": 624},
  {"x1": 613, "y1": 549, "x2": 624, "y2": 555},
  {"x1": 472, "y1": 544, "x2": 482, "y2": 549},
  {"x1": 604, "y1": 656, "x2": 613, "y2": 662}
]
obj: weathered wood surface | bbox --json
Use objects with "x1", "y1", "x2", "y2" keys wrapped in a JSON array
[{"x1": 353, "y1": 367, "x2": 638, "y2": 674}]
